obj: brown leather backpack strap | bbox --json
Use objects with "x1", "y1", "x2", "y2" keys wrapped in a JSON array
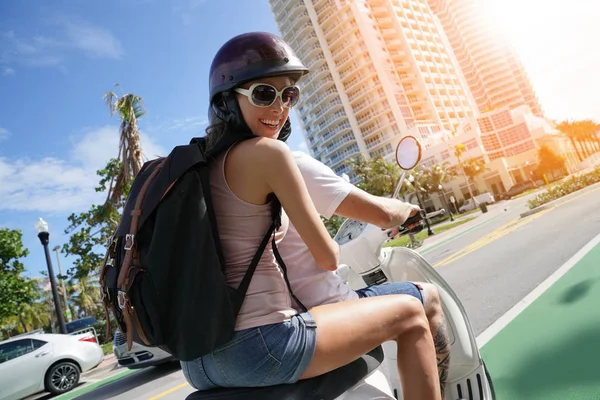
[
  {"x1": 102, "y1": 300, "x2": 112, "y2": 340},
  {"x1": 117, "y1": 159, "x2": 166, "y2": 289},
  {"x1": 115, "y1": 159, "x2": 165, "y2": 350}
]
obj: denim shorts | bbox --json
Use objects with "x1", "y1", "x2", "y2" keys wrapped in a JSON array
[
  {"x1": 181, "y1": 311, "x2": 317, "y2": 390},
  {"x1": 355, "y1": 282, "x2": 425, "y2": 306}
]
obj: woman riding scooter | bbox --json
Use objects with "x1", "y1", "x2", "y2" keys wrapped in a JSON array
[{"x1": 180, "y1": 32, "x2": 442, "y2": 400}]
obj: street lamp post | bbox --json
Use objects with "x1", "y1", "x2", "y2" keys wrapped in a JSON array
[
  {"x1": 409, "y1": 175, "x2": 435, "y2": 236},
  {"x1": 438, "y1": 184, "x2": 454, "y2": 221},
  {"x1": 35, "y1": 218, "x2": 67, "y2": 334},
  {"x1": 52, "y1": 245, "x2": 72, "y2": 322}
]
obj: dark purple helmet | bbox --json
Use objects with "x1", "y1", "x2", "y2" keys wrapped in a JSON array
[
  {"x1": 207, "y1": 32, "x2": 309, "y2": 148},
  {"x1": 209, "y1": 32, "x2": 308, "y2": 104}
]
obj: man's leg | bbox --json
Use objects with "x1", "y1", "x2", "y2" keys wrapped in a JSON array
[
  {"x1": 355, "y1": 282, "x2": 450, "y2": 397},
  {"x1": 418, "y1": 283, "x2": 450, "y2": 397}
]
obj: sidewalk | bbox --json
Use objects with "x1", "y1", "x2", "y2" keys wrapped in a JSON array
[
  {"x1": 479, "y1": 234, "x2": 600, "y2": 399},
  {"x1": 82, "y1": 354, "x2": 120, "y2": 379}
]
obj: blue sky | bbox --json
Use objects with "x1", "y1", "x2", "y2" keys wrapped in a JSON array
[
  {"x1": 0, "y1": 0, "x2": 309, "y2": 278},
  {"x1": 1, "y1": 0, "x2": 599, "y2": 278}
]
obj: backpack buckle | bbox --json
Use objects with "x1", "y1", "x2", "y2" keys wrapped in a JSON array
[
  {"x1": 124, "y1": 234, "x2": 135, "y2": 251},
  {"x1": 117, "y1": 290, "x2": 128, "y2": 310}
]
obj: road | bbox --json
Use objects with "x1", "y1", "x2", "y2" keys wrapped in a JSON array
[{"x1": 53, "y1": 184, "x2": 600, "y2": 399}]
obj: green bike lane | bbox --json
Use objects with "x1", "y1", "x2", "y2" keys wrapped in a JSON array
[{"x1": 479, "y1": 233, "x2": 600, "y2": 399}]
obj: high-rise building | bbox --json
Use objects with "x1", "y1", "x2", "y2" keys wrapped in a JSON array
[
  {"x1": 428, "y1": 0, "x2": 543, "y2": 116},
  {"x1": 269, "y1": 0, "x2": 477, "y2": 180}
]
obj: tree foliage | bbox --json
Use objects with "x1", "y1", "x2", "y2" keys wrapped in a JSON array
[
  {"x1": 536, "y1": 144, "x2": 566, "y2": 178},
  {"x1": 421, "y1": 162, "x2": 455, "y2": 193},
  {"x1": 63, "y1": 159, "x2": 129, "y2": 278},
  {"x1": 555, "y1": 119, "x2": 600, "y2": 162},
  {"x1": 349, "y1": 154, "x2": 403, "y2": 197},
  {"x1": 0, "y1": 229, "x2": 36, "y2": 322},
  {"x1": 461, "y1": 157, "x2": 487, "y2": 182}
]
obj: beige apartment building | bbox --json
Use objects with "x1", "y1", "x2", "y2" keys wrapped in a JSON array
[
  {"x1": 427, "y1": 0, "x2": 543, "y2": 116},
  {"x1": 417, "y1": 106, "x2": 578, "y2": 208},
  {"x1": 269, "y1": 0, "x2": 477, "y2": 180}
]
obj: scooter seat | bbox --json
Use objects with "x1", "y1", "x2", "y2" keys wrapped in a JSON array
[{"x1": 185, "y1": 345, "x2": 384, "y2": 400}]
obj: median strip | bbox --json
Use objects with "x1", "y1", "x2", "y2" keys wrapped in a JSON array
[{"x1": 54, "y1": 369, "x2": 140, "y2": 400}]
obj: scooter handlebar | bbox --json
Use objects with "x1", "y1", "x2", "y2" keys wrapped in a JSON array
[{"x1": 397, "y1": 209, "x2": 427, "y2": 236}]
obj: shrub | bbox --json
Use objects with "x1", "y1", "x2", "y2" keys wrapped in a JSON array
[{"x1": 528, "y1": 166, "x2": 600, "y2": 209}]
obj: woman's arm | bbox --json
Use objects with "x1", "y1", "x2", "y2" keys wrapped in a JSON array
[{"x1": 252, "y1": 139, "x2": 339, "y2": 271}]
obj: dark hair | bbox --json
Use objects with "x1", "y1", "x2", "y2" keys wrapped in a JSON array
[{"x1": 204, "y1": 118, "x2": 229, "y2": 154}]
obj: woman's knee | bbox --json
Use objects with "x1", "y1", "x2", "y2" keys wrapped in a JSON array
[
  {"x1": 390, "y1": 295, "x2": 430, "y2": 338},
  {"x1": 418, "y1": 282, "x2": 442, "y2": 316}
]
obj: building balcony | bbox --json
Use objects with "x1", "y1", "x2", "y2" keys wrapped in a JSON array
[
  {"x1": 325, "y1": 136, "x2": 355, "y2": 156},
  {"x1": 296, "y1": 35, "x2": 319, "y2": 56},
  {"x1": 306, "y1": 54, "x2": 326, "y2": 70},
  {"x1": 279, "y1": 7, "x2": 308, "y2": 29},
  {"x1": 310, "y1": 99, "x2": 344, "y2": 125},
  {"x1": 330, "y1": 146, "x2": 360, "y2": 167},
  {"x1": 322, "y1": 121, "x2": 352, "y2": 143},
  {"x1": 372, "y1": 6, "x2": 388, "y2": 17}
]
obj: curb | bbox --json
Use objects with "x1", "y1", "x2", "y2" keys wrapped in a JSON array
[
  {"x1": 83, "y1": 355, "x2": 120, "y2": 377},
  {"x1": 519, "y1": 205, "x2": 548, "y2": 218},
  {"x1": 519, "y1": 181, "x2": 600, "y2": 218}
]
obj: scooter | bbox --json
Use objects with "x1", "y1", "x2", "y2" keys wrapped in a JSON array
[{"x1": 187, "y1": 136, "x2": 495, "y2": 400}]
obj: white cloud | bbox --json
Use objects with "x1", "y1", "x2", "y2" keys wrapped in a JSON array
[
  {"x1": 2, "y1": 66, "x2": 15, "y2": 76},
  {"x1": 63, "y1": 21, "x2": 124, "y2": 59},
  {"x1": 70, "y1": 125, "x2": 166, "y2": 170},
  {"x1": 175, "y1": 0, "x2": 209, "y2": 26},
  {"x1": 0, "y1": 127, "x2": 9, "y2": 140},
  {"x1": 152, "y1": 116, "x2": 208, "y2": 133},
  {"x1": 0, "y1": 126, "x2": 166, "y2": 213},
  {"x1": 189, "y1": 0, "x2": 208, "y2": 9},
  {"x1": 0, "y1": 18, "x2": 124, "y2": 71}
]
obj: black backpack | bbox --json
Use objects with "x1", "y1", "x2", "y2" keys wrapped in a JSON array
[{"x1": 99, "y1": 139, "x2": 306, "y2": 362}]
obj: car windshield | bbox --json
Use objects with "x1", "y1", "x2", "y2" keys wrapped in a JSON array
[{"x1": 65, "y1": 317, "x2": 97, "y2": 333}]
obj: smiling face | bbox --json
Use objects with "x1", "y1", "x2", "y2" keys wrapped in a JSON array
[{"x1": 236, "y1": 76, "x2": 294, "y2": 139}]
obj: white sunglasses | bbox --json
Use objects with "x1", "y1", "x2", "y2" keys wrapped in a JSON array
[{"x1": 235, "y1": 83, "x2": 301, "y2": 108}]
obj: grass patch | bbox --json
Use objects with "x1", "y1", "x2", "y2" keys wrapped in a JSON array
[
  {"x1": 101, "y1": 341, "x2": 114, "y2": 355},
  {"x1": 385, "y1": 217, "x2": 476, "y2": 248}
]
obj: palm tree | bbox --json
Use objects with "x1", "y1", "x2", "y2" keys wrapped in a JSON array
[
  {"x1": 104, "y1": 85, "x2": 146, "y2": 205},
  {"x1": 578, "y1": 120, "x2": 600, "y2": 154},
  {"x1": 19, "y1": 302, "x2": 51, "y2": 332},
  {"x1": 72, "y1": 276, "x2": 101, "y2": 318},
  {"x1": 454, "y1": 144, "x2": 478, "y2": 204},
  {"x1": 423, "y1": 162, "x2": 455, "y2": 192},
  {"x1": 350, "y1": 155, "x2": 402, "y2": 197},
  {"x1": 556, "y1": 120, "x2": 585, "y2": 162},
  {"x1": 423, "y1": 162, "x2": 456, "y2": 212}
]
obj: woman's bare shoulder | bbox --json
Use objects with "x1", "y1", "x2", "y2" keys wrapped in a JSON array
[{"x1": 230, "y1": 137, "x2": 292, "y2": 166}]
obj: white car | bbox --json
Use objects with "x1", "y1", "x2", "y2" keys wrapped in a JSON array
[
  {"x1": 459, "y1": 192, "x2": 495, "y2": 212},
  {"x1": 113, "y1": 329, "x2": 175, "y2": 369},
  {"x1": 0, "y1": 332, "x2": 104, "y2": 400}
]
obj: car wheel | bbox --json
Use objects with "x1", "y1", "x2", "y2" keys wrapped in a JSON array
[{"x1": 45, "y1": 361, "x2": 80, "y2": 395}]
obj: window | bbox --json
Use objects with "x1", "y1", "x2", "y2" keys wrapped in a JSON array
[
  {"x1": 481, "y1": 134, "x2": 501, "y2": 152},
  {"x1": 465, "y1": 138, "x2": 478, "y2": 150},
  {"x1": 65, "y1": 316, "x2": 97, "y2": 333},
  {"x1": 491, "y1": 111, "x2": 513, "y2": 129},
  {"x1": 477, "y1": 117, "x2": 494, "y2": 133},
  {"x1": 0, "y1": 339, "x2": 45, "y2": 364},
  {"x1": 498, "y1": 123, "x2": 531, "y2": 148}
]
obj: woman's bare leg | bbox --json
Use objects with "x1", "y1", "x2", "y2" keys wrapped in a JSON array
[{"x1": 300, "y1": 294, "x2": 441, "y2": 400}]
